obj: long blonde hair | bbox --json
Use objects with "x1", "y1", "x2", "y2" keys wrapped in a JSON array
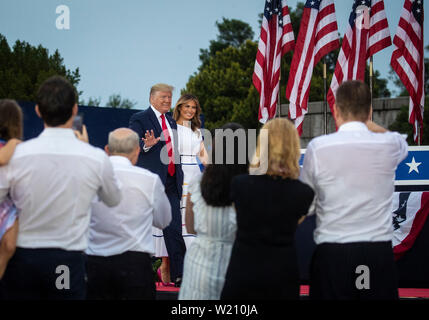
[{"x1": 250, "y1": 118, "x2": 301, "y2": 179}]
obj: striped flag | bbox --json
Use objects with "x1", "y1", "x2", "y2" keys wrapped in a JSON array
[
  {"x1": 392, "y1": 191, "x2": 429, "y2": 260},
  {"x1": 391, "y1": 0, "x2": 425, "y2": 143},
  {"x1": 327, "y1": 0, "x2": 391, "y2": 114},
  {"x1": 285, "y1": 0, "x2": 340, "y2": 135},
  {"x1": 253, "y1": 0, "x2": 295, "y2": 124}
]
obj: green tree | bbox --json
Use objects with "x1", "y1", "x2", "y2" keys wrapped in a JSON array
[
  {"x1": 186, "y1": 40, "x2": 259, "y2": 130},
  {"x1": 80, "y1": 96, "x2": 102, "y2": 106},
  {"x1": 0, "y1": 34, "x2": 81, "y2": 101},
  {"x1": 199, "y1": 18, "x2": 254, "y2": 70},
  {"x1": 105, "y1": 93, "x2": 136, "y2": 109}
]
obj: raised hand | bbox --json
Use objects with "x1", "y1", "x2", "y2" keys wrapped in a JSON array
[{"x1": 142, "y1": 129, "x2": 160, "y2": 148}]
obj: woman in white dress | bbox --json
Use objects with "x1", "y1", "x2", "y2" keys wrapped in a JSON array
[{"x1": 153, "y1": 94, "x2": 208, "y2": 284}]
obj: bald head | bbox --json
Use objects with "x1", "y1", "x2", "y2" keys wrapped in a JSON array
[{"x1": 107, "y1": 128, "x2": 140, "y2": 159}]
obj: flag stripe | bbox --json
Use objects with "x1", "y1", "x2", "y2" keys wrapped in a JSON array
[
  {"x1": 391, "y1": 0, "x2": 424, "y2": 143},
  {"x1": 286, "y1": 0, "x2": 339, "y2": 135},
  {"x1": 328, "y1": 0, "x2": 391, "y2": 115},
  {"x1": 254, "y1": 0, "x2": 295, "y2": 124}
]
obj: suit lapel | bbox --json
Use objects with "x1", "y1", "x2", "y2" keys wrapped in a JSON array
[
  {"x1": 166, "y1": 113, "x2": 180, "y2": 162},
  {"x1": 147, "y1": 107, "x2": 162, "y2": 136}
]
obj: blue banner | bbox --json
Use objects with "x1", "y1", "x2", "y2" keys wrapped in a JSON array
[{"x1": 299, "y1": 147, "x2": 429, "y2": 187}]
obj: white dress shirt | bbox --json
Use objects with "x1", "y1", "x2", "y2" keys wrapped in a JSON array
[
  {"x1": 300, "y1": 121, "x2": 408, "y2": 245},
  {"x1": 86, "y1": 155, "x2": 172, "y2": 256},
  {"x1": 0, "y1": 128, "x2": 122, "y2": 251},
  {"x1": 143, "y1": 105, "x2": 175, "y2": 152}
]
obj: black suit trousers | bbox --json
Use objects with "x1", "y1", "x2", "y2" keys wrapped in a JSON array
[{"x1": 163, "y1": 173, "x2": 186, "y2": 281}]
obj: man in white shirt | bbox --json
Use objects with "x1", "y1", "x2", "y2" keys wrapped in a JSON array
[
  {"x1": 86, "y1": 128, "x2": 171, "y2": 300},
  {"x1": 300, "y1": 80, "x2": 408, "y2": 300},
  {"x1": 0, "y1": 76, "x2": 122, "y2": 300}
]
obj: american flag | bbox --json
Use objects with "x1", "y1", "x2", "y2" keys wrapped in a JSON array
[
  {"x1": 391, "y1": 0, "x2": 425, "y2": 143},
  {"x1": 392, "y1": 191, "x2": 429, "y2": 260},
  {"x1": 253, "y1": 0, "x2": 295, "y2": 124},
  {"x1": 327, "y1": 0, "x2": 391, "y2": 114},
  {"x1": 285, "y1": 0, "x2": 340, "y2": 135}
]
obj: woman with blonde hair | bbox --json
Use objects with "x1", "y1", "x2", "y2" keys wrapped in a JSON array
[
  {"x1": 153, "y1": 94, "x2": 208, "y2": 285},
  {"x1": 221, "y1": 118, "x2": 314, "y2": 300}
]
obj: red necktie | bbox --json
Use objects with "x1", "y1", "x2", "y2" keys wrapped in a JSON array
[{"x1": 160, "y1": 114, "x2": 175, "y2": 176}]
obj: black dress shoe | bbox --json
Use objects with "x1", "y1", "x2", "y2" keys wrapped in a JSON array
[{"x1": 174, "y1": 277, "x2": 182, "y2": 288}]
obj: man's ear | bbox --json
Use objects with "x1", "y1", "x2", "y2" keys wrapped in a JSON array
[
  {"x1": 72, "y1": 103, "x2": 78, "y2": 116},
  {"x1": 333, "y1": 103, "x2": 339, "y2": 121},
  {"x1": 368, "y1": 106, "x2": 373, "y2": 122},
  {"x1": 131, "y1": 146, "x2": 140, "y2": 165},
  {"x1": 104, "y1": 145, "x2": 110, "y2": 155},
  {"x1": 35, "y1": 105, "x2": 42, "y2": 118}
]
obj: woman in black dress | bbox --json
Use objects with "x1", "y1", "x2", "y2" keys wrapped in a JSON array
[{"x1": 221, "y1": 118, "x2": 314, "y2": 300}]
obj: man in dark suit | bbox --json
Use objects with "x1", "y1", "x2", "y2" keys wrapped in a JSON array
[{"x1": 129, "y1": 83, "x2": 185, "y2": 287}]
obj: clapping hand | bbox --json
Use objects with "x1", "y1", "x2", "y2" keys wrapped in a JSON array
[
  {"x1": 142, "y1": 130, "x2": 160, "y2": 148},
  {"x1": 74, "y1": 125, "x2": 89, "y2": 143}
]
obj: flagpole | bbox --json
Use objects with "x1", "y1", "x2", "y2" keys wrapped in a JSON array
[
  {"x1": 323, "y1": 57, "x2": 327, "y2": 135},
  {"x1": 277, "y1": 72, "x2": 281, "y2": 118},
  {"x1": 417, "y1": 122, "x2": 421, "y2": 146},
  {"x1": 369, "y1": 56, "x2": 373, "y2": 121}
]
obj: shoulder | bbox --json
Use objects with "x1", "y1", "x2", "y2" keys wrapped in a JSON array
[
  {"x1": 126, "y1": 165, "x2": 159, "y2": 181},
  {"x1": 305, "y1": 132, "x2": 337, "y2": 152},
  {"x1": 130, "y1": 108, "x2": 153, "y2": 121}
]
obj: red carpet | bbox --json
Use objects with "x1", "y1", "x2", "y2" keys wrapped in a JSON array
[{"x1": 156, "y1": 282, "x2": 429, "y2": 299}]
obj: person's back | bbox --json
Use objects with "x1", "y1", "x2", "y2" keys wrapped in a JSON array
[
  {"x1": 231, "y1": 174, "x2": 313, "y2": 247},
  {"x1": 86, "y1": 128, "x2": 171, "y2": 300},
  {"x1": 88, "y1": 156, "x2": 171, "y2": 256},
  {"x1": 305, "y1": 123, "x2": 407, "y2": 244},
  {"x1": 221, "y1": 119, "x2": 314, "y2": 300},
  {"x1": 8, "y1": 130, "x2": 119, "y2": 250},
  {"x1": 179, "y1": 123, "x2": 247, "y2": 300},
  {"x1": 300, "y1": 80, "x2": 408, "y2": 300},
  {"x1": 0, "y1": 76, "x2": 121, "y2": 300}
]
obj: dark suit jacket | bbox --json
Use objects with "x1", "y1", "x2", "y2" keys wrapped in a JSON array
[{"x1": 129, "y1": 107, "x2": 184, "y2": 197}]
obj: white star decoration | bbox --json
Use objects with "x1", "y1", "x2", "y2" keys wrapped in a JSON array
[{"x1": 406, "y1": 157, "x2": 422, "y2": 174}]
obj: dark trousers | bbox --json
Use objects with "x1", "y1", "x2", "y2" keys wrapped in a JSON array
[
  {"x1": 310, "y1": 241, "x2": 399, "y2": 300},
  {"x1": 163, "y1": 174, "x2": 186, "y2": 281},
  {"x1": 1, "y1": 247, "x2": 86, "y2": 300},
  {"x1": 86, "y1": 251, "x2": 155, "y2": 300}
]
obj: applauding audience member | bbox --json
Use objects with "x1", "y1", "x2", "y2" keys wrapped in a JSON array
[
  {"x1": 300, "y1": 80, "x2": 408, "y2": 300},
  {"x1": 179, "y1": 123, "x2": 247, "y2": 300},
  {"x1": 86, "y1": 128, "x2": 171, "y2": 300},
  {"x1": 221, "y1": 118, "x2": 314, "y2": 300},
  {"x1": 0, "y1": 99, "x2": 22, "y2": 279},
  {"x1": 0, "y1": 76, "x2": 122, "y2": 299}
]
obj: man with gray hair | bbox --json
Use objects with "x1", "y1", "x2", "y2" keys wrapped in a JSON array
[
  {"x1": 129, "y1": 83, "x2": 185, "y2": 287},
  {"x1": 86, "y1": 128, "x2": 171, "y2": 300}
]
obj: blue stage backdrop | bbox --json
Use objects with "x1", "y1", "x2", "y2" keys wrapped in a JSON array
[
  {"x1": 19, "y1": 101, "x2": 140, "y2": 149},
  {"x1": 17, "y1": 101, "x2": 429, "y2": 288}
]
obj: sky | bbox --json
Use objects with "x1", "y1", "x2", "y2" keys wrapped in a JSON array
[{"x1": 0, "y1": 0, "x2": 428, "y2": 110}]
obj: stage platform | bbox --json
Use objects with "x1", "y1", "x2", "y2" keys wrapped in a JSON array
[{"x1": 155, "y1": 282, "x2": 429, "y2": 300}]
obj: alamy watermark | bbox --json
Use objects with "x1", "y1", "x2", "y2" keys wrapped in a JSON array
[
  {"x1": 56, "y1": 5, "x2": 70, "y2": 30},
  {"x1": 355, "y1": 5, "x2": 370, "y2": 30},
  {"x1": 158, "y1": 127, "x2": 269, "y2": 174},
  {"x1": 355, "y1": 265, "x2": 370, "y2": 290},
  {"x1": 55, "y1": 265, "x2": 70, "y2": 290}
]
